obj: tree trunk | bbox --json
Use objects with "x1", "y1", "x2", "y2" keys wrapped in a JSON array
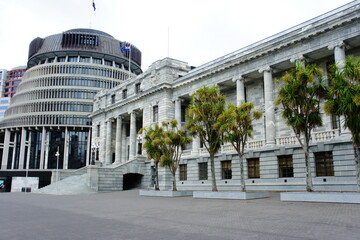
[
  {"x1": 304, "y1": 144, "x2": 313, "y2": 192},
  {"x1": 210, "y1": 152, "x2": 218, "y2": 192},
  {"x1": 354, "y1": 144, "x2": 360, "y2": 193},
  {"x1": 239, "y1": 154, "x2": 245, "y2": 192},
  {"x1": 155, "y1": 162, "x2": 160, "y2": 191},
  {"x1": 172, "y1": 170, "x2": 177, "y2": 191}
]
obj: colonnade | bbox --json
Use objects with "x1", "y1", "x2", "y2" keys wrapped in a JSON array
[
  {"x1": 96, "y1": 110, "x2": 141, "y2": 165},
  {"x1": 0, "y1": 127, "x2": 91, "y2": 170}
]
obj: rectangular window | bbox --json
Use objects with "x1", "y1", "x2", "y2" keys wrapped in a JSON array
[
  {"x1": 179, "y1": 164, "x2": 187, "y2": 181},
  {"x1": 93, "y1": 58, "x2": 102, "y2": 64},
  {"x1": 315, "y1": 151, "x2": 334, "y2": 176},
  {"x1": 331, "y1": 114, "x2": 340, "y2": 130},
  {"x1": 96, "y1": 125, "x2": 100, "y2": 137},
  {"x1": 153, "y1": 105, "x2": 159, "y2": 122},
  {"x1": 278, "y1": 155, "x2": 294, "y2": 178},
  {"x1": 247, "y1": 158, "x2": 260, "y2": 178},
  {"x1": 135, "y1": 83, "x2": 141, "y2": 94},
  {"x1": 198, "y1": 162, "x2": 208, "y2": 180},
  {"x1": 111, "y1": 94, "x2": 115, "y2": 104},
  {"x1": 57, "y1": 57, "x2": 66, "y2": 62},
  {"x1": 181, "y1": 105, "x2": 187, "y2": 122},
  {"x1": 80, "y1": 57, "x2": 90, "y2": 63},
  {"x1": 104, "y1": 60, "x2": 112, "y2": 66},
  {"x1": 122, "y1": 89, "x2": 127, "y2": 99},
  {"x1": 68, "y1": 56, "x2": 78, "y2": 62},
  {"x1": 221, "y1": 160, "x2": 232, "y2": 179}
]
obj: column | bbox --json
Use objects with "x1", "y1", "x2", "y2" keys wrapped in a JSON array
[
  {"x1": 260, "y1": 66, "x2": 276, "y2": 145},
  {"x1": 329, "y1": 41, "x2": 348, "y2": 134},
  {"x1": 121, "y1": 123, "x2": 127, "y2": 162},
  {"x1": 129, "y1": 111, "x2": 137, "y2": 160},
  {"x1": 105, "y1": 119, "x2": 113, "y2": 165},
  {"x1": 174, "y1": 98, "x2": 182, "y2": 127},
  {"x1": 44, "y1": 132, "x2": 50, "y2": 169},
  {"x1": 192, "y1": 137, "x2": 200, "y2": 155},
  {"x1": 115, "y1": 116, "x2": 123, "y2": 164},
  {"x1": 86, "y1": 128, "x2": 91, "y2": 166},
  {"x1": 1, "y1": 129, "x2": 10, "y2": 170},
  {"x1": 232, "y1": 76, "x2": 245, "y2": 106},
  {"x1": 100, "y1": 121, "x2": 106, "y2": 163},
  {"x1": 26, "y1": 132, "x2": 32, "y2": 170},
  {"x1": 63, "y1": 127, "x2": 69, "y2": 169},
  {"x1": 19, "y1": 128, "x2": 26, "y2": 169},
  {"x1": 331, "y1": 41, "x2": 346, "y2": 68},
  {"x1": 11, "y1": 134, "x2": 17, "y2": 169},
  {"x1": 40, "y1": 127, "x2": 46, "y2": 169}
]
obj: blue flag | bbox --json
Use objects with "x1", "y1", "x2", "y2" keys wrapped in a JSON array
[
  {"x1": 92, "y1": 0, "x2": 96, "y2": 11},
  {"x1": 121, "y1": 45, "x2": 131, "y2": 52}
]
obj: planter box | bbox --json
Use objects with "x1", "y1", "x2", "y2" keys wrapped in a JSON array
[
  {"x1": 280, "y1": 192, "x2": 360, "y2": 204},
  {"x1": 193, "y1": 191, "x2": 270, "y2": 200},
  {"x1": 139, "y1": 190, "x2": 193, "y2": 197}
]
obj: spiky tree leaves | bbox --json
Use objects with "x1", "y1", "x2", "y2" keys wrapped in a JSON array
[
  {"x1": 276, "y1": 60, "x2": 325, "y2": 192},
  {"x1": 158, "y1": 120, "x2": 192, "y2": 191},
  {"x1": 218, "y1": 102, "x2": 262, "y2": 191},
  {"x1": 325, "y1": 56, "x2": 360, "y2": 191},
  {"x1": 139, "y1": 124, "x2": 164, "y2": 190},
  {"x1": 140, "y1": 120, "x2": 192, "y2": 191},
  {"x1": 186, "y1": 85, "x2": 226, "y2": 192}
]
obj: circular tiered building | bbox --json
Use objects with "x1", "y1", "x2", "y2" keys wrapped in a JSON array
[{"x1": 0, "y1": 29, "x2": 141, "y2": 186}]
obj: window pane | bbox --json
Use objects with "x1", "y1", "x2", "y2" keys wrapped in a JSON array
[
  {"x1": 247, "y1": 158, "x2": 260, "y2": 178},
  {"x1": 179, "y1": 164, "x2": 187, "y2": 181},
  {"x1": 278, "y1": 155, "x2": 294, "y2": 178},
  {"x1": 199, "y1": 162, "x2": 208, "y2": 180},
  {"x1": 221, "y1": 160, "x2": 232, "y2": 179},
  {"x1": 315, "y1": 152, "x2": 334, "y2": 176}
]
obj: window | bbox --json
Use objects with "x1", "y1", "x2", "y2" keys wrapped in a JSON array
[
  {"x1": 57, "y1": 57, "x2": 66, "y2": 62},
  {"x1": 278, "y1": 155, "x2": 294, "y2": 178},
  {"x1": 104, "y1": 60, "x2": 112, "y2": 66},
  {"x1": 135, "y1": 83, "x2": 141, "y2": 94},
  {"x1": 179, "y1": 164, "x2": 187, "y2": 181},
  {"x1": 315, "y1": 151, "x2": 334, "y2": 176},
  {"x1": 68, "y1": 56, "x2": 78, "y2": 62},
  {"x1": 221, "y1": 160, "x2": 232, "y2": 179},
  {"x1": 122, "y1": 89, "x2": 127, "y2": 99},
  {"x1": 247, "y1": 158, "x2": 260, "y2": 178},
  {"x1": 96, "y1": 125, "x2": 100, "y2": 137},
  {"x1": 198, "y1": 162, "x2": 208, "y2": 180},
  {"x1": 111, "y1": 94, "x2": 115, "y2": 104},
  {"x1": 93, "y1": 58, "x2": 102, "y2": 64},
  {"x1": 331, "y1": 114, "x2": 340, "y2": 130},
  {"x1": 153, "y1": 105, "x2": 159, "y2": 122},
  {"x1": 181, "y1": 105, "x2": 187, "y2": 122},
  {"x1": 80, "y1": 57, "x2": 90, "y2": 63}
]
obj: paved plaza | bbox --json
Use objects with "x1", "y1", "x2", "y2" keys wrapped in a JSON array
[{"x1": 0, "y1": 190, "x2": 359, "y2": 240}]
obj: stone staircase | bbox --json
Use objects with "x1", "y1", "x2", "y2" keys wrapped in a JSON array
[{"x1": 87, "y1": 156, "x2": 146, "y2": 192}]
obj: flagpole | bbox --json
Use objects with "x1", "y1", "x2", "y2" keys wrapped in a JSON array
[
  {"x1": 168, "y1": 26, "x2": 170, "y2": 58},
  {"x1": 128, "y1": 46, "x2": 131, "y2": 79},
  {"x1": 89, "y1": 4, "x2": 92, "y2": 28}
]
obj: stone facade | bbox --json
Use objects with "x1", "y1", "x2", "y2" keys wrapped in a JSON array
[{"x1": 90, "y1": 1, "x2": 360, "y2": 192}]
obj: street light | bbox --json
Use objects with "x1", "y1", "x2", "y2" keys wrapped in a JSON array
[
  {"x1": 137, "y1": 134, "x2": 142, "y2": 155},
  {"x1": 91, "y1": 142, "x2": 99, "y2": 165},
  {"x1": 55, "y1": 147, "x2": 60, "y2": 194}
]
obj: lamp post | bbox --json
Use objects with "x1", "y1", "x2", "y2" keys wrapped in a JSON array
[
  {"x1": 55, "y1": 147, "x2": 60, "y2": 194},
  {"x1": 137, "y1": 134, "x2": 142, "y2": 155},
  {"x1": 150, "y1": 159, "x2": 155, "y2": 188}
]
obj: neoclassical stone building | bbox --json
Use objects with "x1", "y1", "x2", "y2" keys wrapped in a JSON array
[
  {"x1": 90, "y1": 1, "x2": 360, "y2": 191},
  {"x1": 0, "y1": 29, "x2": 142, "y2": 189}
]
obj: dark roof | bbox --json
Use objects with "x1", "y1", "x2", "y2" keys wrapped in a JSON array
[{"x1": 65, "y1": 28, "x2": 114, "y2": 38}]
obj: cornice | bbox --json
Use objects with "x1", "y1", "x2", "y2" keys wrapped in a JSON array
[{"x1": 173, "y1": 2, "x2": 360, "y2": 88}]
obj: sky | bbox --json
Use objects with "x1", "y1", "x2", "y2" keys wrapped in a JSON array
[{"x1": 0, "y1": 0, "x2": 354, "y2": 71}]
